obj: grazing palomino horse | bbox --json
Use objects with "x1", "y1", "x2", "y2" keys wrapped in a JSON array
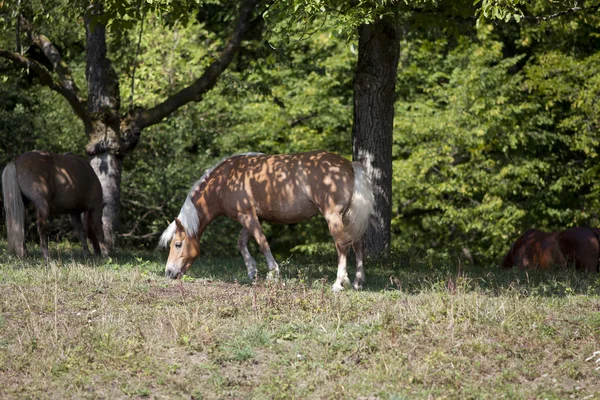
[
  {"x1": 502, "y1": 227, "x2": 600, "y2": 272},
  {"x1": 159, "y1": 151, "x2": 375, "y2": 292},
  {"x1": 2, "y1": 150, "x2": 106, "y2": 259}
]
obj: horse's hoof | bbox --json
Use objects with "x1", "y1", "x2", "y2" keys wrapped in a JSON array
[
  {"x1": 248, "y1": 270, "x2": 257, "y2": 280},
  {"x1": 267, "y1": 270, "x2": 280, "y2": 281},
  {"x1": 332, "y1": 282, "x2": 345, "y2": 292},
  {"x1": 342, "y1": 276, "x2": 351, "y2": 287},
  {"x1": 352, "y1": 280, "x2": 364, "y2": 290}
]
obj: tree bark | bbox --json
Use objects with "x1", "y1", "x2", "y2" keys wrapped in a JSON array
[
  {"x1": 88, "y1": 151, "x2": 122, "y2": 252},
  {"x1": 352, "y1": 17, "x2": 400, "y2": 256},
  {"x1": 84, "y1": 4, "x2": 122, "y2": 250}
]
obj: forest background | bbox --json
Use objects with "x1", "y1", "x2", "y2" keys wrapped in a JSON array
[{"x1": 1, "y1": 0, "x2": 600, "y2": 266}]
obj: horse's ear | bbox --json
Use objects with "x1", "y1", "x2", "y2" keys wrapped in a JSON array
[{"x1": 174, "y1": 218, "x2": 185, "y2": 233}]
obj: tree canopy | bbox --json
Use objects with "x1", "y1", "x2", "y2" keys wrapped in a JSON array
[{"x1": 1, "y1": 0, "x2": 600, "y2": 264}]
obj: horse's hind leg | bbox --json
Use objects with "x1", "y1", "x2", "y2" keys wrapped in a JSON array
[
  {"x1": 237, "y1": 227, "x2": 258, "y2": 280},
  {"x1": 71, "y1": 213, "x2": 91, "y2": 257},
  {"x1": 84, "y1": 210, "x2": 102, "y2": 256},
  {"x1": 237, "y1": 214, "x2": 279, "y2": 276},
  {"x1": 352, "y1": 239, "x2": 365, "y2": 290},
  {"x1": 35, "y1": 203, "x2": 50, "y2": 260},
  {"x1": 324, "y1": 213, "x2": 351, "y2": 292}
]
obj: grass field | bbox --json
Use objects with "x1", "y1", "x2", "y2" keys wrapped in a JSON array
[{"x1": 1, "y1": 241, "x2": 600, "y2": 399}]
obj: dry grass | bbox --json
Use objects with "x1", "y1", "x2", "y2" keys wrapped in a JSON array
[{"x1": 1, "y1": 243, "x2": 600, "y2": 399}]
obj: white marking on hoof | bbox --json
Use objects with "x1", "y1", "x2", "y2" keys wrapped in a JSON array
[
  {"x1": 332, "y1": 282, "x2": 345, "y2": 292},
  {"x1": 340, "y1": 276, "x2": 350, "y2": 287},
  {"x1": 267, "y1": 269, "x2": 280, "y2": 281}
]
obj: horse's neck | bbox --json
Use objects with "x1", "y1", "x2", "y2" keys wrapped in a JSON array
[{"x1": 192, "y1": 183, "x2": 223, "y2": 237}]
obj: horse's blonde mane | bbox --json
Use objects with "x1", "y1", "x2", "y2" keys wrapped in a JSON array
[{"x1": 158, "y1": 152, "x2": 263, "y2": 247}]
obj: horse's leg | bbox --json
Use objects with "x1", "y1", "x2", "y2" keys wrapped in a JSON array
[
  {"x1": 84, "y1": 211, "x2": 102, "y2": 256},
  {"x1": 237, "y1": 227, "x2": 258, "y2": 280},
  {"x1": 352, "y1": 239, "x2": 365, "y2": 290},
  {"x1": 71, "y1": 213, "x2": 91, "y2": 257},
  {"x1": 237, "y1": 214, "x2": 279, "y2": 276},
  {"x1": 90, "y1": 207, "x2": 108, "y2": 256},
  {"x1": 35, "y1": 203, "x2": 50, "y2": 260},
  {"x1": 324, "y1": 213, "x2": 351, "y2": 292}
]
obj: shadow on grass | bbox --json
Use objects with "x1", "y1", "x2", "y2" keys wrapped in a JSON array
[
  {"x1": 171, "y1": 245, "x2": 600, "y2": 298},
  {"x1": 0, "y1": 240, "x2": 166, "y2": 271},
  {"x1": 2, "y1": 240, "x2": 599, "y2": 297},
  {"x1": 364, "y1": 249, "x2": 600, "y2": 297}
]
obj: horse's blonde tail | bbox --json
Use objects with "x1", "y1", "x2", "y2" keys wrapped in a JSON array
[
  {"x1": 343, "y1": 162, "x2": 375, "y2": 245},
  {"x1": 2, "y1": 162, "x2": 25, "y2": 257}
]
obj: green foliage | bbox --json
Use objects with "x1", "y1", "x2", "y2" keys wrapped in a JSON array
[
  {"x1": 118, "y1": 16, "x2": 356, "y2": 253},
  {"x1": 474, "y1": 0, "x2": 600, "y2": 24},
  {"x1": 0, "y1": 76, "x2": 38, "y2": 166},
  {"x1": 392, "y1": 14, "x2": 600, "y2": 263},
  {"x1": 475, "y1": 0, "x2": 524, "y2": 24},
  {"x1": 264, "y1": 0, "x2": 477, "y2": 41},
  {"x1": 3, "y1": 0, "x2": 600, "y2": 265}
]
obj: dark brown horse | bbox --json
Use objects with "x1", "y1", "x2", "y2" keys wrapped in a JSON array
[
  {"x1": 2, "y1": 151, "x2": 106, "y2": 259},
  {"x1": 502, "y1": 227, "x2": 600, "y2": 272},
  {"x1": 159, "y1": 151, "x2": 375, "y2": 292}
]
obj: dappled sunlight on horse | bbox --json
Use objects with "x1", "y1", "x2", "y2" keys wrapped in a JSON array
[
  {"x1": 159, "y1": 151, "x2": 375, "y2": 292},
  {"x1": 2, "y1": 150, "x2": 107, "y2": 259},
  {"x1": 502, "y1": 227, "x2": 600, "y2": 272}
]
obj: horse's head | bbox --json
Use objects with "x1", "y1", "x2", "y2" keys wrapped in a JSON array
[{"x1": 165, "y1": 218, "x2": 201, "y2": 279}]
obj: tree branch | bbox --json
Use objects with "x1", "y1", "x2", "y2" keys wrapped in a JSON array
[
  {"x1": 15, "y1": 0, "x2": 21, "y2": 54},
  {"x1": 34, "y1": 34, "x2": 84, "y2": 94},
  {"x1": 0, "y1": 49, "x2": 89, "y2": 122},
  {"x1": 132, "y1": 0, "x2": 261, "y2": 132},
  {"x1": 20, "y1": 16, "x2": 86, "y2": 106},
  {"x1": 525, "y1": 5, "x2": 600, "y2": 21},
  {"x1": 130, "y1": 7, "x2": 147, "y2": 110}
]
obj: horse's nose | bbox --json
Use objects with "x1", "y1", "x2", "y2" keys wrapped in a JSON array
[{"x1": 165, "y1": 269, "x2": 175, "y2": 279}]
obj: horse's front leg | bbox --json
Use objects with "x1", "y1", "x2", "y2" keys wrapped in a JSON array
[
  {"x1": 237, "y1": 214, "x2": 279, "y2": 278},
  {"x1": 85, "y1": 210, "x2": 104, "y2": 256},
  {"x1": 237, "y1": 227, "x2": 258, "y2": 280}
]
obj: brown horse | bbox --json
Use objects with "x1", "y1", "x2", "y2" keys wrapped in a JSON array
[
  {"x1": 502, "y1": 227, "x2": 600, "y2": 272},
  {"x1": 2, "y1": 151, "x2": 106, "y2": 259},
  {"x1": 159, "y1": 151, "x2": 375, "y2": 292}
]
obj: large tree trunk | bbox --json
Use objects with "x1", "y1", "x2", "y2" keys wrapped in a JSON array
[
  {"x1": 84, "y1": 4, "x2": 122, "y2": 252},
  {"x1": 352, "y1": 17, "x2": 400, "y2": 256},
  {"x1": 88, "y1": 138, "x2": 122, "y2": 252}
]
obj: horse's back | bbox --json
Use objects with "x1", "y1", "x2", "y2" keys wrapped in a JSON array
[
  {"x1": 504, "y1": 229, "x2": 562, "y2": 269},
  {"x1": 219, "y1": 151, "x2": 354, "y2": 223},
  {"x1": 558, "y1": 227, "x2": 599, "y2": 272},
  {"x1": 14, "y1": 151, "x2": 102, "y2": 213},
  {"x1": 287, "y1": 151, "x2": 354, "y2": 211},
  {"x1": 52, "y1": 153, "x2": 103, "y2": 212}
]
